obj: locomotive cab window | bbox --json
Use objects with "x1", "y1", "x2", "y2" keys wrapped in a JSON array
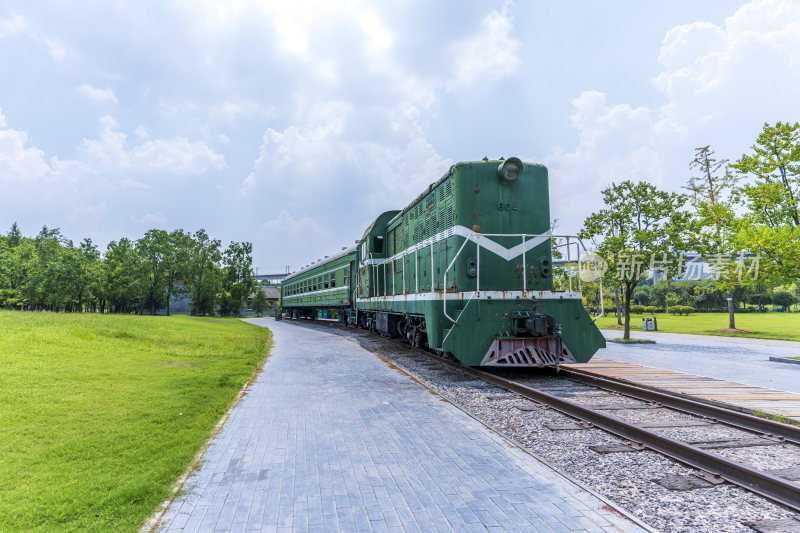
[{"x1": 373, "y1": 235, "x2": 384, "y2": 254}]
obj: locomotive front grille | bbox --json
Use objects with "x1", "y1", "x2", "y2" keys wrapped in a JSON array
[{"x1": 480, "y1": 337, "x2": 576, "y2": 367}]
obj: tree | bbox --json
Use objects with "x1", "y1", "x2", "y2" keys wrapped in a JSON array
[
  {"x1": 62, "y1": 238, "x2": 101, "y2": 312},
  {"x1": 684, "y1": 145, "x2": 743, "y2": 329},
  {"x1": 187, "y1": 229, "x2": 222, "y2": 316},
  {"x1": 732, "y1": 122, "x2": 800, "y2": 282},
  {"x1": 252, "y1": 288, "x2": 269, "y2": 317},
  {"x1": 220, "y1": 241, "x2": 256, "y2": 316},
  {"x1": 136, "y1": 229, "x2": 170, "y2": 315},
  {"x1": 7, "y1": 222, "x2": 21, "y2": 247},
  {"x1": 580, "y1": 180, "x2": 690, "y2": 339},
  {"x1": 28, "y1": 226, "x2": 71, "y2": 310},
  {"x1": 164, "y1": 229, "x2": 193, "y2": 316},
  {"x1": 104, "y1": 238, "x2": 146, "y2": 313}
]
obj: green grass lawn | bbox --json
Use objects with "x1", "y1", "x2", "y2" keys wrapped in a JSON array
[
  {"x1": 0, "y1": 312, "x2": 271, "y2": 532},
  {"x1": 596, "y1": 311, "x2": 800, "y2": 342}
]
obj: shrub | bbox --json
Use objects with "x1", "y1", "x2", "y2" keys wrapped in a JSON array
[
  {"x1": 644, "y1": 306, "x2": 660, "y2": 314},
  {"x1": 670, "y1": 305, "x2": 695, "y2": 316},
  {"x1": 630, "y1": 305, "x2": 645, "y2": 314},
  {"x1": 772, "y1": 292, "x2": 796, "y2": 311}
]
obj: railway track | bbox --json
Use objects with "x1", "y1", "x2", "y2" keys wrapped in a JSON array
[
  {"x1": 287, "y1": 318, "x2": 800, "y2": 529},
  {"x1": 421, "y1": 352, "x2": 800, "y2": 513}
]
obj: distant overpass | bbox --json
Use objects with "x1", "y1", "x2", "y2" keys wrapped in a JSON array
[
  {"x1": 255, "y1": 267, "x2": 292, "y2": 285},
  {"x1": 255, "y1": 273, "x2": 290, "y2": 284}
]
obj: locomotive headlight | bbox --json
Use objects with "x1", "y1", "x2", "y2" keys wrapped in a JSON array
[{"x1": 497, "y1": 157, "x2": 523, "y2": 183}]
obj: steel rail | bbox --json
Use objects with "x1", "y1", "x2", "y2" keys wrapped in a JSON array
[
  {"x1": 415, "y1": 351, "x2": 800, "y2": 513},
  {"x1": 560, "y1": 368, "x2": 800, "y2": 446}
]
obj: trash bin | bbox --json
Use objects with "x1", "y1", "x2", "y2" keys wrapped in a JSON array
[
  {"x1": 642, "y1": 316, "x2": 657, "y2": 331},
  {"x1": 274, "y1": 307, "x2": 282, "y2": 321},
  {"x1": 322, "y1": 310, "x2": 328, "y2": 319}
]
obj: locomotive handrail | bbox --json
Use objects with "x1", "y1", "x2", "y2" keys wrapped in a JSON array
[
  {"x1": 443, "y1": 231, "x2": 602, "y2": 325},
  {"x1": 550, "y1": 236, "x2": 605, "y2": 322},
  {"x1": 442, "y1": 236, "x2": 474, "y2": 323}
]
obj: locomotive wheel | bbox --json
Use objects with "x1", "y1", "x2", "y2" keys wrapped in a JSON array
[{"x1": 412, "y1": 328, "x2": 424, "y2": 348}]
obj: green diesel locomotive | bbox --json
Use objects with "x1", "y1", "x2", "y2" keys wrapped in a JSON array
[{"x1": 281, "y1": 158, "x2": 605, "y2": 367}]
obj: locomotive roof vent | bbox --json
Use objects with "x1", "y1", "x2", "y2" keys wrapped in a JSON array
[{"x1": 497, "y1": 157, "x2": 522, "y2": 184}]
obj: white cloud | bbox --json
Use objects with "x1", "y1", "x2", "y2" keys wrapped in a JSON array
[
  {"x1": 356, "y1": 7, "x2": 394, "y2": 55},
  {"x1": 0, "y1": 113, "x2": 53, "y2": 182},
  {"x1": 449, "y1": 1, "x2": 520, "y2": 87},
  {"x1": 131, "y1": 138, "x2": 225, "y2": 175},
  {"x1": 258, "y1": 0, "x2": 341, "y2": 58},
  {"x1": 259, "y1": 210, "x2": 338, "y2": 268},
  {"x1": 0, "y1": 14, "x2": 27, "y2": 36},
  {"x1": 209, "y1": 99, "x2": 274, "y2": 122},
  {"x1": 242, "y1": 100, "x2": 450, "y2": 204},
  {"x1": 261, "y1": 210, "x2": 329, "y2": 238},
  {"x1": 121, "y1": 178, "x2": 150, "y2": 190},
  {"x1": 43, "y1": 36, "x2": 68, "y2": 61},
  {"x1": 132, "y1": 212, "x2": 167, "y2": 225},
  {"x1": 544, "y1": 91, "x2": 663, "y2": 225},
  {"x1": 79, "y1": 115, "x2": 225, "y2": 176},
  {"x1": 242, "y1": 100, "x2": 351, "y2": 192},
  {"x1": 653, "y1": 0, "x2": 800, "y2": 144},
  {"x1": 0, "y1": 15, "x2": 70, "y2": 62},
  {"x1": 77, "y1": 84, "x2": 118, "y2": 104}
]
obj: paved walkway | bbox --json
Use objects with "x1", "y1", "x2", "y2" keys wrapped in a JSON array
[
  {"x1": 599, "y1": 330, "x2": 800, "y2": 395},
  {"x1": 156, "y1": 319, "x2": 646, "y2": 532}
]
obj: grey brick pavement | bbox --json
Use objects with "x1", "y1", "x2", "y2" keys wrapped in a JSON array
[{"x1": 156, "y1": 319, "x2": 648, "y2": 532}]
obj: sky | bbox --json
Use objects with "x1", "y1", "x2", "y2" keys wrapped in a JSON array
[{"x1": 1, "y1": 0, "x2": 799, "y2": 274}]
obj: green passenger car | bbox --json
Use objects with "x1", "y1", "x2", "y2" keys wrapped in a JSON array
[
  {"x1": 284, "y1": 158, "x2": 606, "y2": 368},
  {"x1": 281, "y1": 245, "x2": 358, "y2": 320}
]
